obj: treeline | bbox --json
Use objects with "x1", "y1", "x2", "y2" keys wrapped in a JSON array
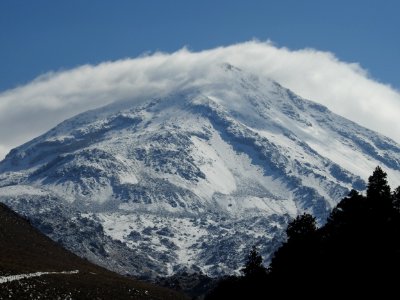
[{"x1": 206, "y1": 167, "x2": 400, "y2": 299}]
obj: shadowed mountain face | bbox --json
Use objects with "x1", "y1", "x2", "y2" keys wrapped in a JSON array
[
  {"x1": 1, "y1": 64, "x2": 400, "y2": 278},
  {"x1": 0, "y1": 203, "x2": 186, "y2": 299}
]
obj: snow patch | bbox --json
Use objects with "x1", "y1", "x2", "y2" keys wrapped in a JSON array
[
  {"x1": 0, "y1": 270, "x2": 79, "y2": 284},
  {"x1": 0, "y1": 185, "x2": 48, "y2": 197},
  {"x1": 191, "y1": 136, "x2": 237, "y2": 197}
]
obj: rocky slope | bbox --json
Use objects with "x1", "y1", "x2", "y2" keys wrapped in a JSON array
[
  {"x1": 1, "y1": 64, "x2": 400, "y2": 277},
  {"x1": 0, "y1": 202, "x2": 186, "y2": 299}
]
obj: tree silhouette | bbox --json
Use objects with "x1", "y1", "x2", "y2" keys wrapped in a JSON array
[
  {"x1": 367, "y1": 166, "x2": 391, "y2": 200},
  {"x1": 269, "y1": 213, "x2": 317, "y2": 281},
  {"x1": 241, "y1": 245, "x2": 266, "y2": 278},
  {"x1": 206, "y1": 246, "x2": 268, "y2": 300},
  {"x1": 286, "y1": 213, "x2": 317, "y2": 242},
  {"x1": 207, "y1": 167, "x2": 400, "y2": 298}
]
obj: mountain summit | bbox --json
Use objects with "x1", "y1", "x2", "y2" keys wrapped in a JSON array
[{"x1": 1, "y1": 64, "x2": 400, "y2": 277}]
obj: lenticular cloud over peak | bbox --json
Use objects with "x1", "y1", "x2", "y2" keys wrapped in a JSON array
[{"x1": 1, "y1": 40, "x2": 400, "y2": 159}]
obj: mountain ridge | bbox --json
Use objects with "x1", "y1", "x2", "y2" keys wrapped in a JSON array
[{"x1": 1, "y1": 64, "x2": 400, "y2": 277}]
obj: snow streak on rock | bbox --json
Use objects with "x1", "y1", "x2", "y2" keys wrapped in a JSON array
[{"x1": 0, "y1": 270, "x2": 79, "y2": 284}]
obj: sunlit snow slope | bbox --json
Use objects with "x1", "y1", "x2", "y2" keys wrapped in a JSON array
[{"x1": 1, "y1": 64, "x2": 400, "y2": 277}]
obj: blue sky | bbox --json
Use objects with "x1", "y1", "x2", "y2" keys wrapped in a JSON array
[
  {"x1": 1, "y1": 0, "x2": 400, "y2": 159},
  {"x1": 1, "y1": 0, "x2": 399, "y2": 92}
]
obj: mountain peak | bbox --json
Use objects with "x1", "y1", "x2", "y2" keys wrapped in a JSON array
[
  {"x1": 1, "y1": 69, "x2": 400, "y2": 277},
  {"x1": 220, "y1": 62, "x2": 242, "y2": 72}
]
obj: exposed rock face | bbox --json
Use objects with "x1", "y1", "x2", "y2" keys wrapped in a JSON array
[{"x1": 1, "y1": 64, "x2": 400, "y2": 278}]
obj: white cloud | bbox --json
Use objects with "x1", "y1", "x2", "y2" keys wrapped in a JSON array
[{"x1": 1, "y1": 40, "x2": 400, "y2": 160}]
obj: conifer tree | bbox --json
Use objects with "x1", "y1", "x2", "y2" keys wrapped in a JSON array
[
  {"x1": 241, "y1": 245, "x2": 266, "y2": 278},
  {"x1": 286, "y1": 213, "x2": 317, "y2": 241},
  {"x1": 207, "y1": 167, "x2": 400, "y2": 299},
  {"x1": 367, "y1": 166, "x2": 391, "y2": 200}
]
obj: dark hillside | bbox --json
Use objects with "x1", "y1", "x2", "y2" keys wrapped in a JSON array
[{"x1": 0, "y1": 203, "x2": 187, "y2": 299}]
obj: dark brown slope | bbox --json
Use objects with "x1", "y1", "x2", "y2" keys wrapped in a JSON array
[{"x1": 0, "y1": 203, "x2": 187, "y2": 300}]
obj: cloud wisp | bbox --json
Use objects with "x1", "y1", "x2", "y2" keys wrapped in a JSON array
[{"x1": 1, "y1": 40, "x2": 400, "y2": 159}]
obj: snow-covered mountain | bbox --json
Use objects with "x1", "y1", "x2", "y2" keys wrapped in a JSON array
[{"x1": 1, "y1": 64, "x2": 400, "y2": 277}]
